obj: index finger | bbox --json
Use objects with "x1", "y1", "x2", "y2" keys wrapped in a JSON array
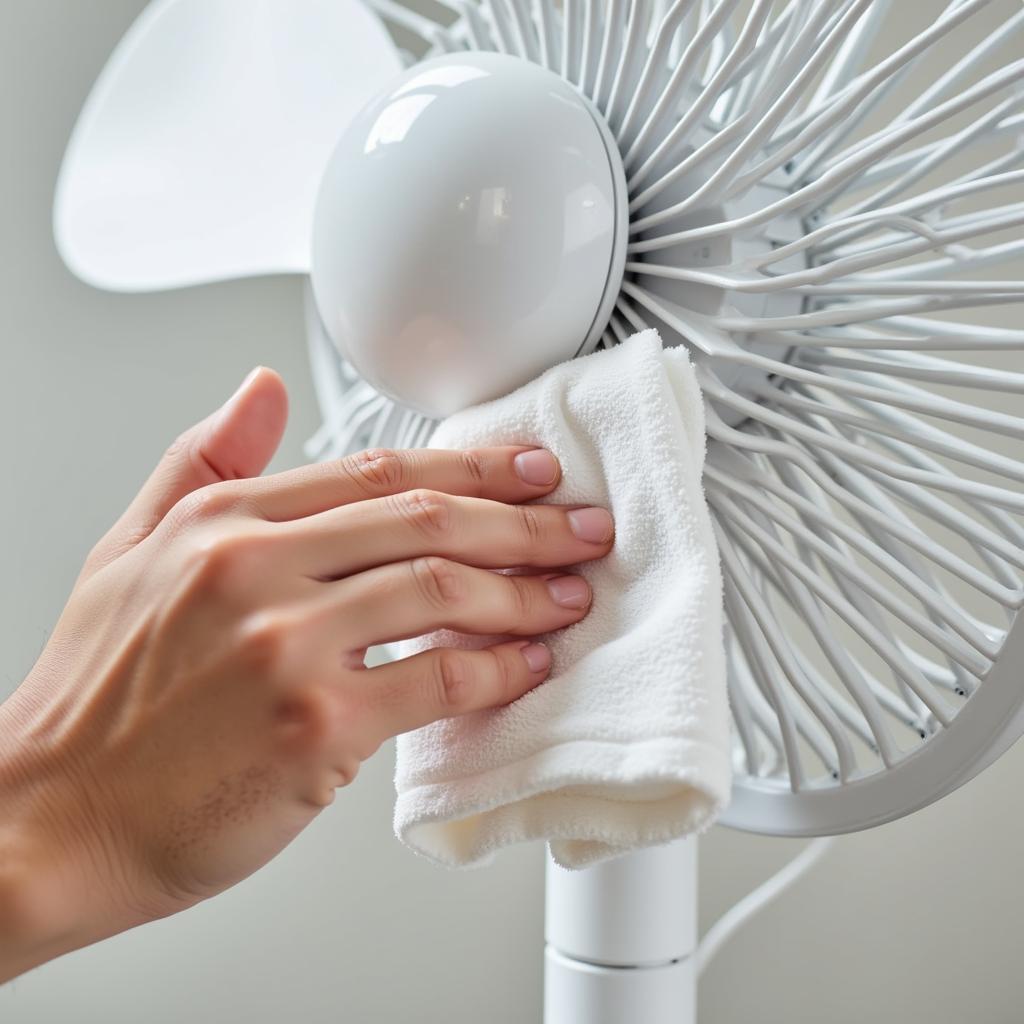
[{"x1": 242, "y1": 446, "x2": 562, "y2": 522}]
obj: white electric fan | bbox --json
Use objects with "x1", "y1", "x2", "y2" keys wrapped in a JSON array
[{"x1": 54, "y1": 0, "x2": 1024, "y2": 1020}]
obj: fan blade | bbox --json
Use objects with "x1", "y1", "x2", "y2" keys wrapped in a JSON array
[{"x1": 54, "y1": 0, "x2": 403, "y2": 292}]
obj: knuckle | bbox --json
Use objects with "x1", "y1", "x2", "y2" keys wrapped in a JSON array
[
  {"x1": 392, "y1": 488, "x2": 451, "y2": 538},
  {"x1": 79, "y1": 548, "x2": 101, "y2": 579},
  {"x1": 169, "y1": 484, "x2": 242, "y2": 529},
  {"x1": 182, "y1": 526, "x2": 268, "y2": 587},
  {"x1": 237, "y1": 611, "x2": 290, "y2": 669},
  {"x1": 164, "y1": 425, "x2": 251, "y2": 497},
  {"x1": 304, "y1": 785, "x2": 338, "y2": 809},
  {"x1": 162, "y1": 427, "x2": 197, "y2": 464},
  {"x1": 409, "y1": 556, "x2": 462, "y2": 610},
  {"x1": 342, "y1": 448, "x2": 407, "y2": 493},
  {"x1": 275, "y1": 682, "x2": 333, "y2": 740},
  {"x1": 508, "y1": 575, "x2": 536, "y2": 624},
  {"x1": 184, "y1": 531, "x2": 236, "y2": 581},
  {"x1": 434, "y1": 650, "x2": 472, "y2": 712},
  {"x1": 458, "y1": 448, "x2": 487, "y2": 487},
  {"x1": 81, "y1": 540, "x2": 113, "y2": 577},
  {"x1": 356, "y1": 734, "x2": 383, "y2": 761},
  {"x1": 515, "y1": 504, "x2": 544, "y2": 546},
  {"x1": 332, "y1": 755, "x2": 361, "y2": 790},
  {"x1": 489, "y1": 648, "x2": 521, "y2": 704}
]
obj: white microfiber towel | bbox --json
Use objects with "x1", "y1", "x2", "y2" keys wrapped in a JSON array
[{"x1": 393, "y1": 328, "x2": 730, "y2": 870}]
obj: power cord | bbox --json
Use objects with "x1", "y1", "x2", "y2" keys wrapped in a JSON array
[{"x1": 697, "y1": 836, "x2": 836, "y2": 976}]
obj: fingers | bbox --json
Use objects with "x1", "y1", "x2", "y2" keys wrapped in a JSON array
[
  {"x1": 86, "y1": 367, "x2": 288, "y2": 573},
  {"x1": 332, "y1": 557, "x2": 593, "y2": 649},
  {"x1": 241, "y1": 445, "x2": 562, "y2": 522},
  {"x1": 360, "y1": 638, "x2": 553, "y2": 737},
  {"x1": 282, "y1": 489, "x2": 614, "y2": 579}
]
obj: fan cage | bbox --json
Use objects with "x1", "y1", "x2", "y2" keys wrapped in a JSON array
[{"x1": 305, "y1": 0, "x2": 1024, "y2": 834}]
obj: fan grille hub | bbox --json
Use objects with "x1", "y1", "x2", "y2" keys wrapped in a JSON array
[{"x1": 310, "y1": 52, "x2": 627, "y2": 420}]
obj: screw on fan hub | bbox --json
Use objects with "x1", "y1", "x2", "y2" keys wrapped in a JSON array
[{"x1": 311, "y1": 52, "x2": 627, "y2": 420}]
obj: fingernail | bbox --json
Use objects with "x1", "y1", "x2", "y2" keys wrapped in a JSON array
[
  {"x1": 514, "y1": 448, "x2": 558, "y2": 486},
  {"x1": 520, "y1": 641, "x2": 551, "y2": 673},
  {"x1": 546, "y1": 574, "x2": 591, "y2": 609},
  {"x1": 567, "y1": 507, "x2": 614, "y2": 544}
]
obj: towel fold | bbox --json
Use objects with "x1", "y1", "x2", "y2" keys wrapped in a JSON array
[{"x1": 392, "y1": 329, "x2": 730, "y2": 870}]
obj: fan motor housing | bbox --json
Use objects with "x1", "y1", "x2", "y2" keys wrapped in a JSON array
[{"x1": 311, "y1": 51, "x2": 628, "y2": 420}]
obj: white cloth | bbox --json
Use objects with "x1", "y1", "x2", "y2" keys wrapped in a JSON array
[{"x1": 392, "y1": 329, "x2": 730, "y2": 870}]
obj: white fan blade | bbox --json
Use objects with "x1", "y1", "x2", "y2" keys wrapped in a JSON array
[{"x1": 54, "y1": 0, "x2": 403, "y2": 292}]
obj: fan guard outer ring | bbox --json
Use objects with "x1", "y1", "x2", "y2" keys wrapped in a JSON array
[
  {"x1": 56, "y1": 0, "x2": 1023, "y2": 843},
  {"x1": 721, "y1": 613, "x2": 1024, "y2": 835}
]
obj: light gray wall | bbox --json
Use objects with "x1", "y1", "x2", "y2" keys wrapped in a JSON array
[{"x1": 1, "y1": 3, "x2": 1022, "y2": 1022}]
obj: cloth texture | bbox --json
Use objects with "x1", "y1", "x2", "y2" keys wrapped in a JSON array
[{"x1": 393, "y1": 329, "x2": 730, "y2": 869}]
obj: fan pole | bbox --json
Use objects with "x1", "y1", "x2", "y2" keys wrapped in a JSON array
[{"x1": 543, "y1": 838, "x2": 698, "y2": 1024}]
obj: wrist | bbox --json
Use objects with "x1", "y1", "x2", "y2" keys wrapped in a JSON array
[
  {"x1": 0, "y1": 813, "x2": 78, "y2": 983},
  {"x1": 0, "y1": 752, "x2": 86, "y2": 983},
  {"x1": 0, "y1": 694, "x2": 140, "y2": 983}
]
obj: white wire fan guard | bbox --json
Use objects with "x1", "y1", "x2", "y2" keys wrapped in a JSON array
[{"x1": 303, "y1": 0, "x2": 1024, "y2": 838}]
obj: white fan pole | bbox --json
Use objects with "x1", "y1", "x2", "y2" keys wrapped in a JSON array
[{"x1": 544, "y1": 837, "x2": 698, "y2": 1024}]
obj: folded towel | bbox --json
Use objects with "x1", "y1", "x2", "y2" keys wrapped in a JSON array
[{"x1": 392, "y1": 329, "x2": 730, "y2": 870}]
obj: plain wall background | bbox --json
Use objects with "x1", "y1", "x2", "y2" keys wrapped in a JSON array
[{"x1": 1, "y1": 2, "x2": 1023, "y2": 1021}]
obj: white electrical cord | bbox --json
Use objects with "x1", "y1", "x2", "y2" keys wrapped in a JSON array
[{"x1": 696, "y1": 836, "x2": 836, "y2": 977}]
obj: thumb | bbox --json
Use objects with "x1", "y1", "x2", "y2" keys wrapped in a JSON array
[{"x1": 88, "y1": 366, "x2": 289, "y2": 571}]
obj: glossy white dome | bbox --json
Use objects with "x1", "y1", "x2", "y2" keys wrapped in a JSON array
[{"x1": 311, "y1": 52, "x2": 626, "y2": 419}]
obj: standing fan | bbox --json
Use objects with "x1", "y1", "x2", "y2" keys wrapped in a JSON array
[{"x1": 54, "y1": 0, "x2": 1024, "y2": 1021}]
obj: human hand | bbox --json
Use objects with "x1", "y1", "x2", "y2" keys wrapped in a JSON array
[{"x1": 0, "y1": 367, "x2": 613, "y2": 980}]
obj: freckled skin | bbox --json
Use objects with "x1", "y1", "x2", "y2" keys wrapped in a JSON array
[
  {"x1": 163, "y1": 766, "x2": 285, "y2": 869},
  {"x1": 0, "y1": 369, "x2": 610, "y2": 981}
]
